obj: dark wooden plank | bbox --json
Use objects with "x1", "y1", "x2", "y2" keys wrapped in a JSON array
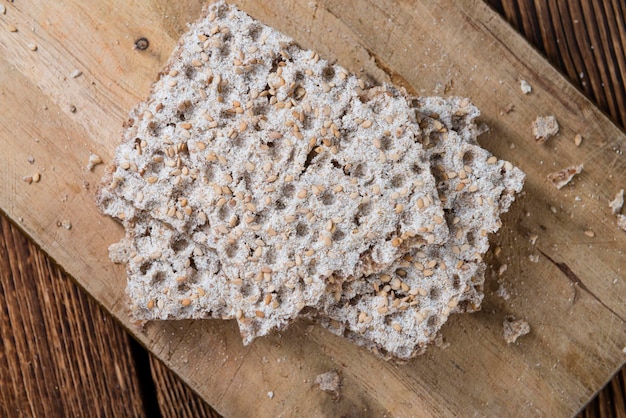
[
  {"x1": 0, "y1": 215, "x2": 147, "y2": 417},
  {"x1": 486, "y1": 0, "x2": 626, "y2": 128},
  {"x1": 483, "y1": 3, "x2": 626, "y2": 415},
  {"x1": 149, "y1": 355, "x2": 221, "y2": 418}
]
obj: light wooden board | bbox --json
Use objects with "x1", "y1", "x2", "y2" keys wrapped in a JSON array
[{"x1": 1, "y1": 0, "x2": 625, "y2": 416}]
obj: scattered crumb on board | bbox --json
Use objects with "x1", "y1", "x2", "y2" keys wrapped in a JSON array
[
  {"x1": 434, "y1": 333, "x2": 450, "y2": 350},
  {"x1": 574, "y1": 134, "x2": 583, "y2": 146},
  {"x1": 87, "y1": 153, "x2": 103, "y2": 171},
  {"x1": 70, "y1": 69, "x2": 82, "y2": 78},
  {"x1": 547, "y1": 164, "x2": 583, "y2": 189},
  {"x1": 617, "y1": 215, "x2": 626, "y2": 232},
  {"x1": 520, "y1": 80, "x2": 532, "y2": 94},
  {"x1": 532, "y1": 116, "x2": 559, "y2": 143},
  {"x1": 495, "y1": 284, "x2": 510, "y2": 300},
  {"x1": 315, "y1": 370, "x2": 341, "y2": 397},
  {"x1": 267, "y1": 391, "x2": 274, "y2": 399},
  {"x1": 528, "y1": 254, "x2": 539, "y2": 263},
  {"x1": 57, "y1": 220, "x2": 72, "y2": 230},
  {"x1": 0, "y1": 4, "x2": 6, "y2": 14},
  {"x1": 609, "y1": 189, "x2": 624, "y2": 214},
  {"x1": 503, "y1": 316, "x2": 530, "y2": 344}
]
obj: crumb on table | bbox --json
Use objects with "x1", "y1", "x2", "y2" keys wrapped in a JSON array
[
  {"x1": 532, "y1": 116, "x2": 559, "y2": 143},
  {"x1": 503, "y1": 316, "x2": 530, "y2": 344}
]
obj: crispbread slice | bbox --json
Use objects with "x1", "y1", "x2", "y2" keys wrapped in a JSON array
[
  {"x1": 314, "y1": 97, "x2": 524, "y2": 359},
  {"x1": 98, "y1": 1, "x2": 449, "y2": 306}
]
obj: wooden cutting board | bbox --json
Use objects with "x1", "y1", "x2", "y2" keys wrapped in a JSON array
[{"x1": 1, "y1": 0, "x2": 624, "y2": 416}]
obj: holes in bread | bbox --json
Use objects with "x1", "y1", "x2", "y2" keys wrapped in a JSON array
[
  {"x1": 331, "y1": 228, "x2": 345, "y2": 241},
  {"x1": 330, "y1": 159, "x2": 341, "y2": 169},
  {"x1": 225, "y1": 242, "x2": 238, "y2": 258},
  {"x1": 151, "y1": 271, "x2": 165, "y2": 286},
  {"x1": 295, "y1": 222, "x2": 309, "y2": 237},
  {"x1": 320, "y1": 191, "x2": 335, "y2": 206},
  {"x1": 171, "y1": 238, "x2": 189, "y2": 252},
  {"x1": 462, "y1": 150, "x2": 474, "y2": 165},
  {"x1": 274, "y1": 199, "x2": 286, "y2": 210},
  {"x1": 410, "y1": 162, "x2": 422, "y2": 174},
  {"x1": 390, "y1": 174, "x2": 404, "y2": 188},
  {"x1": 265, "y1": 250, "x2": 276, "y2": 265},
  {"x1": 302, "y1": 147, "x2": 317, "y2": 174},
  {"x1": 352, "y1": 163, "x2": 366, "y2": 178},
  {"x1": 429, "y1": 287, "x2": 440, "y2": 300},
  {"x1": 282, "y1": 183, "x2": 295, "y2": 198},
  {"x1": 427, "y1": 315, "x2": 438, "y2": 328},
  {"x1": 452, "y1": 274, "x2": 461, "y2": 290},
  {"x1": 321, "y1": 66, "x2": 335, "y2": 81},
  {"x1": 246, "y1": 24, "x2": 262, "y2": 41},
  {"x1": 218, "y1": 205, "x2": 230, "y2": 220},
  {"x1": 353, "y1": 201, "x2": 371, "y2": 226},
  {"x1": 139, "y1": 262, "x2": 150, "y2": 275}
]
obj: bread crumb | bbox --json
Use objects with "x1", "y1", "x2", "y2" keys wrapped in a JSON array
[
  {"x1": 528, "y1": 254, "x2": 539, "y2": 263},
  {"x1": 574, "y1": 134, "x2": 583, "y2": 146},
  {"x1": 28, "y1": 43, "x2": 37, "y2": 51},
  {"x1": 87, "y1": 153, "x2": 103, "y2": 171},
  {"x1": 584, "y1": 230, "x2": 595, "y2": 238},
  {"x1": 520, "y1": 80, "x2": 532, "y2": 94},
  {"x1": 433, "y1": 333, "x2": 450, "y2": 350},
  {"x1": 57, "y1": 220, "x2": 72, "y2": 229},
  {"x1": 70, "y1": 69, "x2": 82, "y2": 78},
  {"x1": 22, "y1": 175, "x2": 33, "y2": 184},
  {"x1": 495, "y1": 284, "x2": 510, "y2": 300},
  {"x1": 0, "y1": 4, "x2": 6, "y2": 14},
  {"x1": 27, "y1": 156, "x2": 35, "y2": 164},
  {"x1": 315, "y1": 370, "x2": 341, "y2": 396},
  {"x1": 7, "y1": 24, "x2": 17, "y2": 32},
  {"x1": 503, "y1": 316, "x2": 530, "y2": 344},
  {"x1": 547, "y1": 164, "x2": 583, "y2": 189},
  {"x1": 532, "y1": 116, "x2": 559, "y2": 144},
  {"x1": 617, "y1": 215, "x2": 626, "y2": 232},
  {"x1": 528, "y1": 234, "x2": 538, "y2": 245},
  {"x1": 609, "y1": 189, "x2": 624, "y2": 214},
  {"x1": 497, "y1": 264, "x2": 508, "y2": 276},
  {"x1": 267, "y1": 391, "x2": 274, "y2": 399}
]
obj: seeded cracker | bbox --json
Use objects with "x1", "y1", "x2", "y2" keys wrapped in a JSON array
[
  {"x1": 316, "y1": 97, "x2": 524, "y2": 359},
  {"x1": 98, "y1": 1, "x2": 525, "y2": 355},
  {"x1": 98, "y1": 1, "x2": 448, "y2": 343}
]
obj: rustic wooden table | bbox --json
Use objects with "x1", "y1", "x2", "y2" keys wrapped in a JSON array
[{"x1": 1, "y1": 0, "x2": 624, "y2": 416}]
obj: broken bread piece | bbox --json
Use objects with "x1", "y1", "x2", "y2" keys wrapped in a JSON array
[
  {"x1": 314, "y1": 97, "x2": 525, "y2": 360},
  {"x1": 99, "y1": 1, "x2": 525, "y2": 356},
  {"x1": 98, "y1": 0, "x2": 448, "y2": 343}
]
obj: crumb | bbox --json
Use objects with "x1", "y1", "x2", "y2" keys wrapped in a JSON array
[
  {"x1": 584, "y1": 230, "x2": 595, "y2": 238},
  {"x1": 69, "y1": 104, "x2": 77, "y2": 113},
  {"x1": 32, "y1": 172, "x2": 41, "y2": 183},
  {"x1": 433, "y1": 334, "x2": 450, "y2": 350},
  {"x1": 22, "y1": 175, "x2": 33, "y2": 184},
  {"x1": 495, "y1": 284, "x2": 510, "y2": 300},
  {"x1": 529, "y1": 234, "x2": 538, "y2": 245},
  {"x1": 500, "y1": 103, "x2": 515, "y2": 115},
  {"x1": 574, "y1": 134, "x2": 583, "y2": 146},
  {"x1": 520, "y1": 80, "x2": 532, "y2": 94},
  {"x1": 532, "y1": 116, "x2": 559, "y2": 143},
  {"x1": 528, "y1": 254, "x2": 539, "y2": 263},
  {"x1": 498, "y1": 264, "x2": 508, "y2": 276},
  {"x1": 547, "y1": 164, "x2": 583, "y2": 189},
  {"x1": 7, "y1": 24, "x2": 17, "y2": 32},
  {"x1": 70, "y1": 69, "x2": 82, "y2": 78},
  {"x1": 87, "y1": 153, "x2": 103, "y2": 171},
  {"x1": 82, "y1": 180, "x2": 90, "y2": 190},
  {"x1": 503, "y1": 316, "x2": 530, "y2": 344},
  {"x1": 609, "y1": 189, "x2": 624, "y2": 214},
  {"x1": 315, "y1": 370, "x2": 341, "y2": 397},
  {"x1": 0, "y1": 4, "x2": 6, "y2": 14},
  {"x1": 60, "y1": 220, "x2": 72, "y2": 230},
  {"x1": 27, "y1": 156, "x2": 35, "y2": 164},
  {"x1": 617, "y1": 215, "x2": 626, "y2": 232},
  {"x1": 267, "y1": 391, "x2": 274, "y2": 399},
  {"x1": 28, "y1": 43, "x2": 37, "y2": 51}
]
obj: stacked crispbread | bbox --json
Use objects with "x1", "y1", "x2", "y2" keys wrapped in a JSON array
[{"x1": 98, "y1": 1, "x2": 524, "y2": 359}]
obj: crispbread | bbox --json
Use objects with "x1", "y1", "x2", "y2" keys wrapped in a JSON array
[
  {"x1": 98, "y1": 1, "x2": 525, "y2": 356},
  {"x1": 98, "y1": 1, "x2": 449, "y2": 342},
  {"x1": 314, "y1": 97, "x2": 524, "y2": 359}
]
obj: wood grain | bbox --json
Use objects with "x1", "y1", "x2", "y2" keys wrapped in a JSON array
[
  {"x1": 487, "y1": 0, "x2": 626, "y2": 128},
  {"x1": 0, "y1": 0, "x2": 625, "y2": 417},
  {"x1": 0, "y1": 216, "x2": 146, "y2": 417}
]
